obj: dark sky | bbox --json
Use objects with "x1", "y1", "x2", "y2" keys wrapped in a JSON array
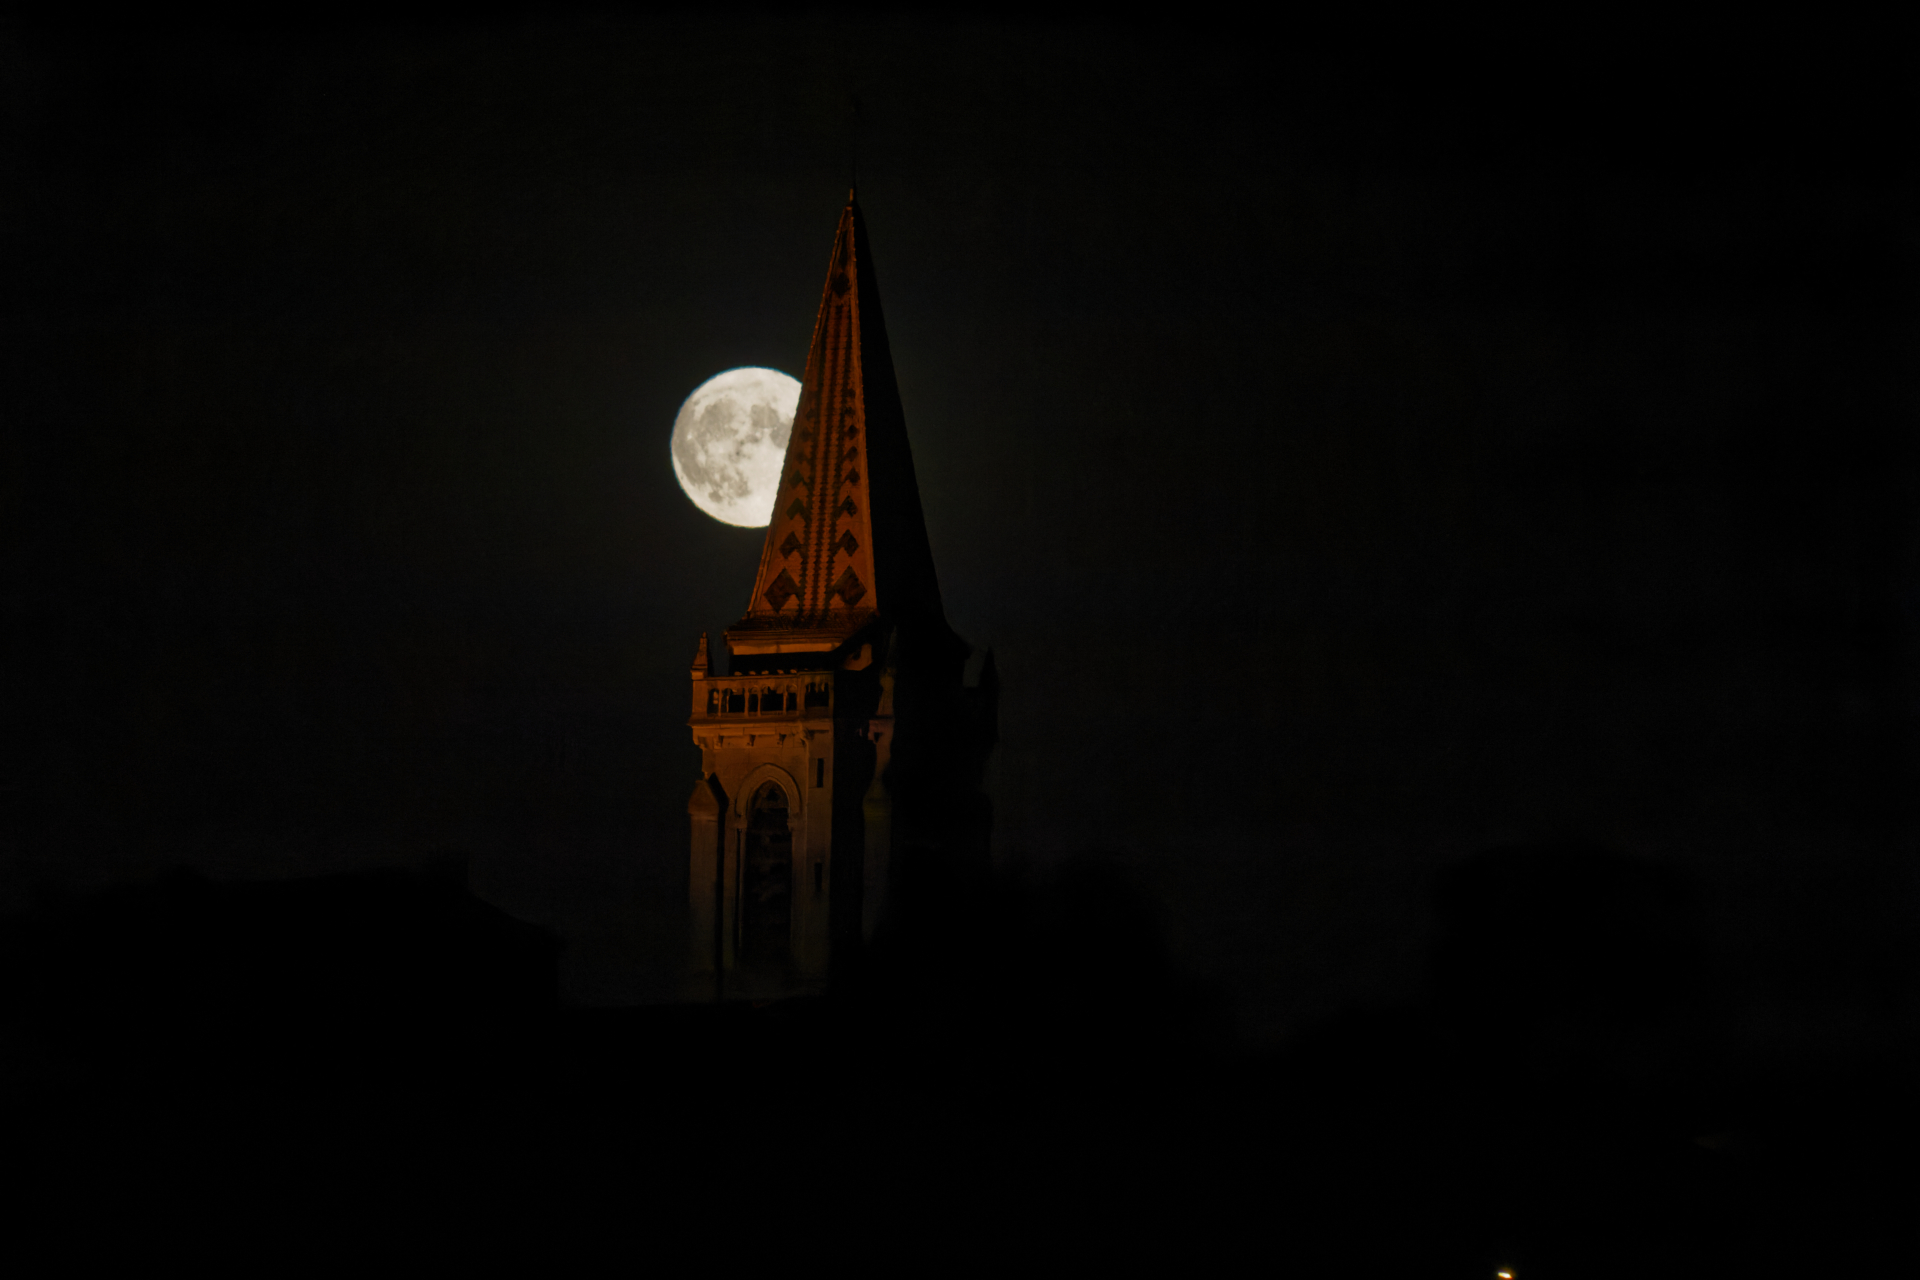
[{"x1": 5, "y1": 12, "x2": 1914, "y2": 1039}]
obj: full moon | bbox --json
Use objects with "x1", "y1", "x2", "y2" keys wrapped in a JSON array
[{"x1": 670, "y1": 367, "x2": 802, "y2": 527}]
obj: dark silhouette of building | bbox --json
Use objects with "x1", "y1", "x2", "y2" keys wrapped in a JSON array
[{"x1": 686, "y1": 193, "x2": 996, "y2": 999}]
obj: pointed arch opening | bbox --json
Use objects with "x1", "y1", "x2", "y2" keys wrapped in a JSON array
[{"x1": 741, "y1": 781, "x2": 793, "y2": 964}]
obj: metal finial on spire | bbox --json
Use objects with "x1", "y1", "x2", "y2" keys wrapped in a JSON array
[{"x1": 849, "y1": 93, "x2": 862, "y2": 202}]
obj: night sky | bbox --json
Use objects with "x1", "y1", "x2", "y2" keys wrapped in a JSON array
[{"x1": 6, "y1": 10, "x2": 1914, "y2": 1071}]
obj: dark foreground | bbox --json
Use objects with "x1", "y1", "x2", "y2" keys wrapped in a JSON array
[{"x1": 2, "y1": 852, "x2": 1911, "y2": 1274}]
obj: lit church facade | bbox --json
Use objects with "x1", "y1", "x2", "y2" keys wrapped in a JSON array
[{"x1": 686, "y1": 194, "x2": 996, "y2": 999}]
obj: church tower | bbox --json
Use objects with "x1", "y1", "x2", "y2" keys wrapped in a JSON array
[{"x1": 686, "y1": 193, "x2": 996, "y2": 1000}]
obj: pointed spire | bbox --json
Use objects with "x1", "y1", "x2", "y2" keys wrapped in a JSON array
[{"x1": 728, "y1": 197, "x2": 945, "y2": 656}]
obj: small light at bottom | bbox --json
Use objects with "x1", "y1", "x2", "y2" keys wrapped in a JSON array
[{"x1": 1496, "y1": 1272, "x2": 1513, "y2": 1279}]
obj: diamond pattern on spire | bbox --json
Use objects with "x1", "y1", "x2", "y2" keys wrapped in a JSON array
[
  {"x1": 829, "y1": 568, "x2": 866, "y2": 607},
  {"x1": 763, "y1": 570, "x2": 800, "y2": 611},
  {"x1": 728, "y1": 196, "x2": 946, "y2": 649}
]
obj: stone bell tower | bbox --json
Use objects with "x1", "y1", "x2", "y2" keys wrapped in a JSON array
[{"x1": 686, "y1": 192, "x2": 996, "y2": 1000}]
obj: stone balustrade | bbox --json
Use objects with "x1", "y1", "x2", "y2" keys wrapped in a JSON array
[{"x1": 694, "y1": 676, "x2": 832, "y2": 717}]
